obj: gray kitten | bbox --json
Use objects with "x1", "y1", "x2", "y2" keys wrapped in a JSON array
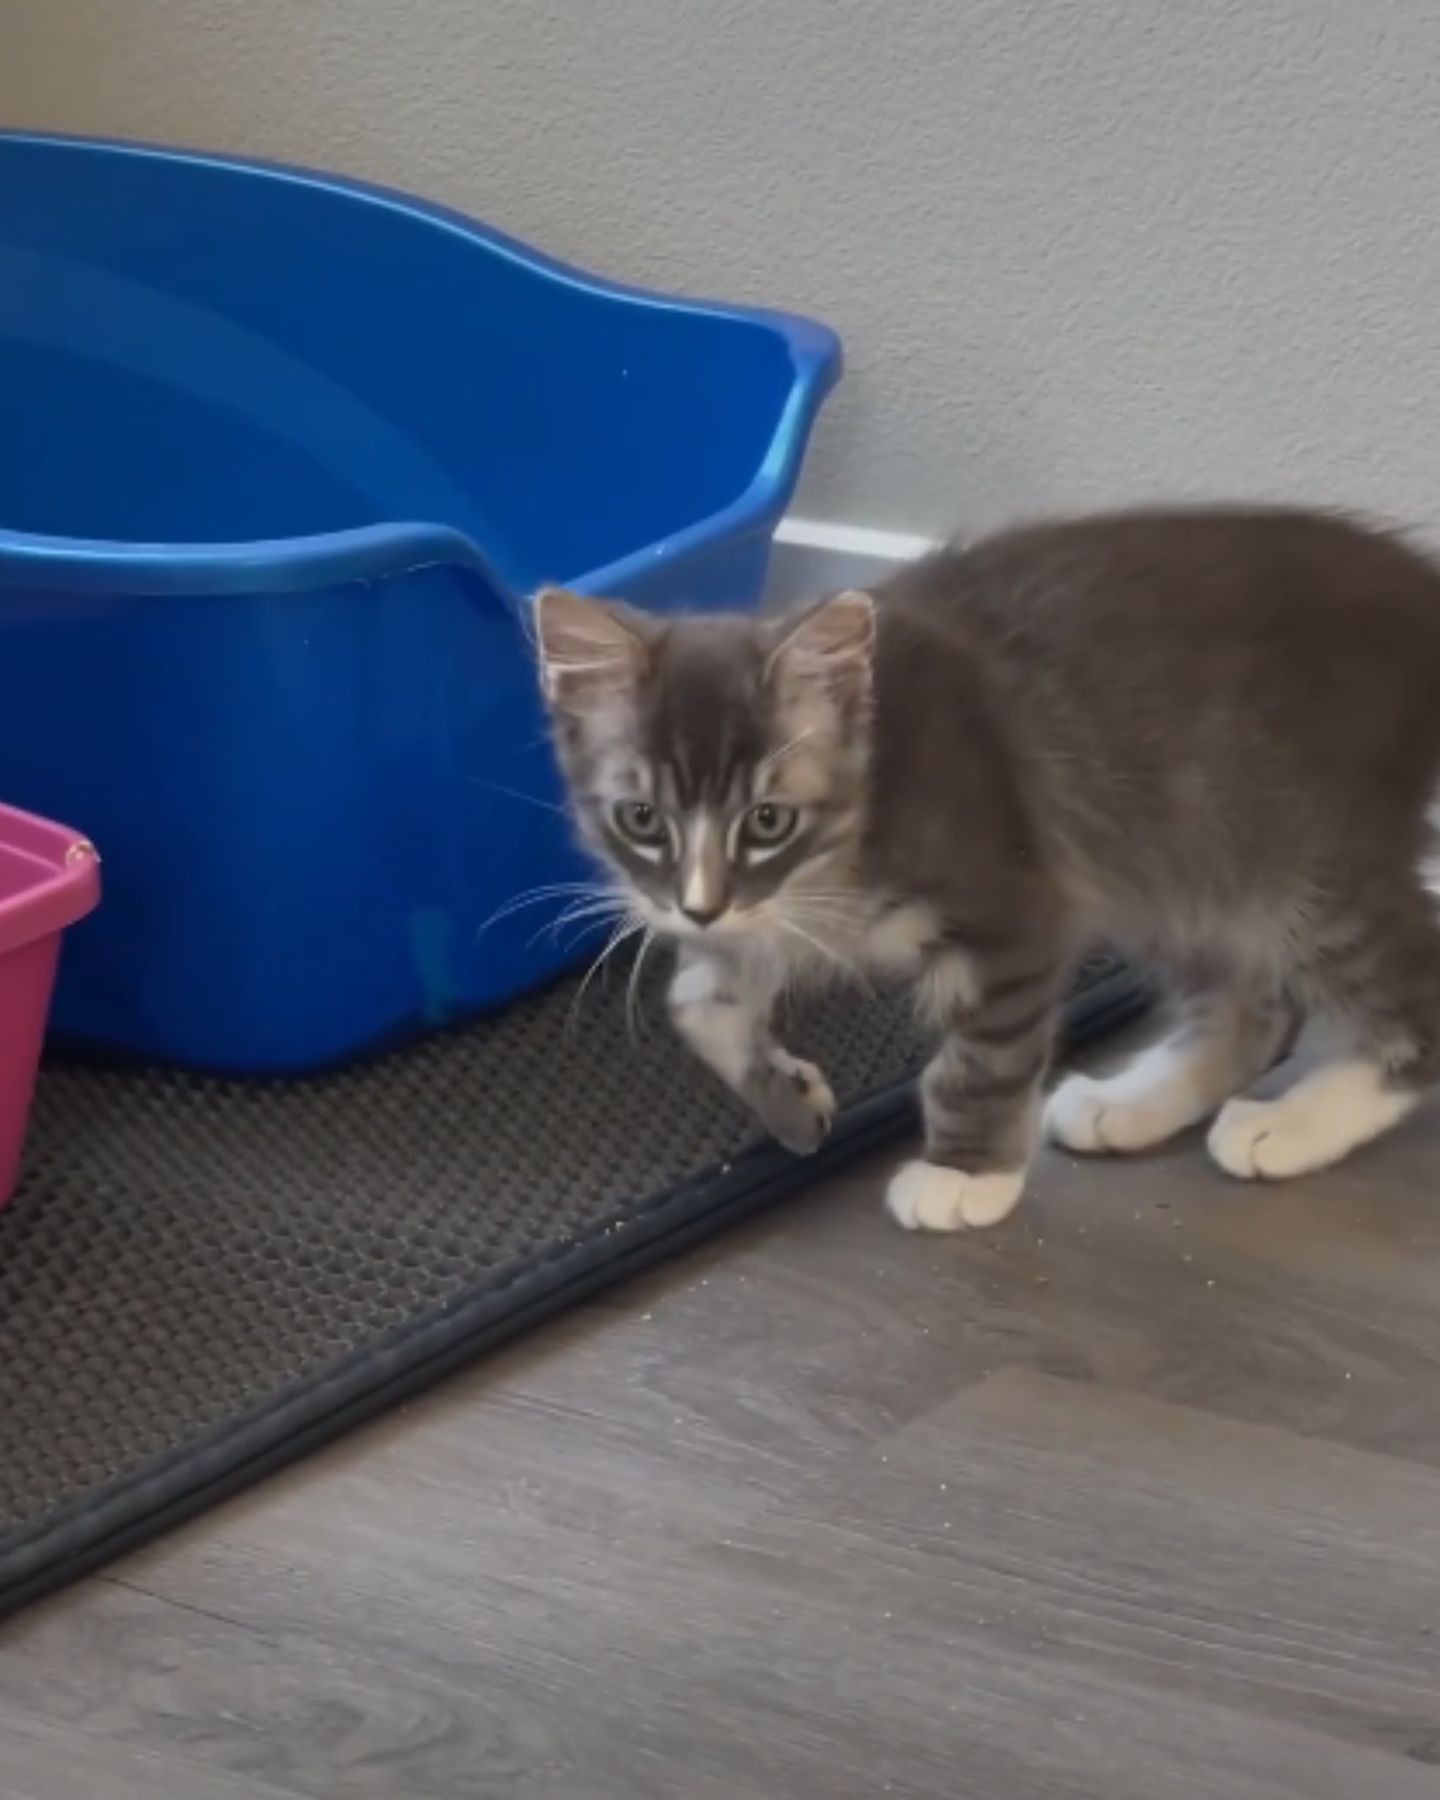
[{"x1": 535, "y1": 507, "x2": 1440, "y2": 1232}]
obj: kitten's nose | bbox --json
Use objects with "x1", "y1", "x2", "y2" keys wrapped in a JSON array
[{"x1": 679, "y1": 902, "x2": 724, "y2": 929}]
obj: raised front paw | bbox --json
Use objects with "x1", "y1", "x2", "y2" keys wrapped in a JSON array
[
  {"x1": 748, "y1": 1049, "x2": 836, "y2": 1156},
  {"x1": 885, "y1": 1160, "x2": 1026, "y2": 1232}
]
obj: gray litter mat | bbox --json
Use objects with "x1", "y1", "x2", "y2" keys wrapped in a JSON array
[{"x1": 0, "y1": 953, "x2": 1148, "y2": 1618}]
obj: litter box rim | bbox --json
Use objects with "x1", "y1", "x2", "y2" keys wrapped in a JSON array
[{"x1": 0, "y1": 130, "x2": 842, "y2": 602}]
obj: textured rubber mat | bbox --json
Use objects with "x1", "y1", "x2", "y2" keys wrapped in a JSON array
[{"x1": 0, "y1": 954, "x2": 1148, "y2": 1618}]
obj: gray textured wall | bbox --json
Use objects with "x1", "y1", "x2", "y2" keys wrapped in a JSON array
[{"x1": 7, "y1": 1, "x2": 1440, "y2": 537}]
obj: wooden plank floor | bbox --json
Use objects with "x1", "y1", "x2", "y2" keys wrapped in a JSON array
[{"x1": 3, "y1": 1072, "x2": 1440, "y2": 1796}]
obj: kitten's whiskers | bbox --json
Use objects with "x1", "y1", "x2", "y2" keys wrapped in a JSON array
[
  {"x1": 624, "y1": 927, "x2": 657, "y2": 1042},
  {"x1": 534, "y1": 895, "x2": 629, "y2": 948},
  {"x1": 479, "y1": 880, "x2": 621, "y2": 937},
  {"x1": 566, "y1": 913, "x2": 646, "y2": 1035}
]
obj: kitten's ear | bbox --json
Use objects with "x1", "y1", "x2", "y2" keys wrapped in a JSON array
[
  {"x1": 765, "y1": 590, "x2": 876, "y2": 699},
  {"x1": 533, "y1": 586, "x2": 651, "y2": 712}
]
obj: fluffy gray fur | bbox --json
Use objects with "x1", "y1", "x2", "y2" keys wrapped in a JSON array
[{"x1": 535, "y1": 507, "x2": 1440, "y2": 1231}]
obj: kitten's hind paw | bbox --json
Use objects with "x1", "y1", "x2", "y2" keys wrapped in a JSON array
[
  {"x1": 1044, "y1": 1072, "x2": 1180, "y2": 1154},
  {"x1": 885, "y1": 1161, "x2": 1025, "y2": 1232},
  {"x1": 748, "y1": 1050, "x2": 835, "y2": 1156},
  {"x1": 1207, "y1": 1062, "x2": 1415, "y2": 1181}
]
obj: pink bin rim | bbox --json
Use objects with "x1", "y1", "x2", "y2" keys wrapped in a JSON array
[{"x1": 0, "y1": 802, "x2": 101, "y2": 945}]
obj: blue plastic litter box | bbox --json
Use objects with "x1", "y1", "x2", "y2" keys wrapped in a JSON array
[{"x1": 0, "y1": 132, "x2": 840, "y2": 1073}]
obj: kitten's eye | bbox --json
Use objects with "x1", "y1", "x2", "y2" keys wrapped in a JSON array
[
  {"x1": 612, "y1": 800, "x2": 668, "y2": 847},
  {"x1": 741, "y1": 801, "x2": 799, "y2": 849}
]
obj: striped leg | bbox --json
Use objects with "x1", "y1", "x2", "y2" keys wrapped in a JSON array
[{"x1": 886, "y1": 954, "x2": 1059, "y2": 1233}]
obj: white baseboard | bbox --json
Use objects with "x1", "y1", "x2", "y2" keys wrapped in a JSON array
[{"x1": 765, "y1": 516, "x2": 943, "y2": 604}]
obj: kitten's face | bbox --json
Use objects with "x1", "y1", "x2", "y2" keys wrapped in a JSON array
[{"x1": 535, "y1": 587, "x2": 875, "y2": 945}]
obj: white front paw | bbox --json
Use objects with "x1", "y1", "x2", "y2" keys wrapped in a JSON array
[{"x1": 885, "y1": 1160, "x2": 1026, "y2": 1233}]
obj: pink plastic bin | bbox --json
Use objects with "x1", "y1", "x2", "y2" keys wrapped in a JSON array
[{"x1": 0, "y1": 803, "x2": 100, "y2": 1209}]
